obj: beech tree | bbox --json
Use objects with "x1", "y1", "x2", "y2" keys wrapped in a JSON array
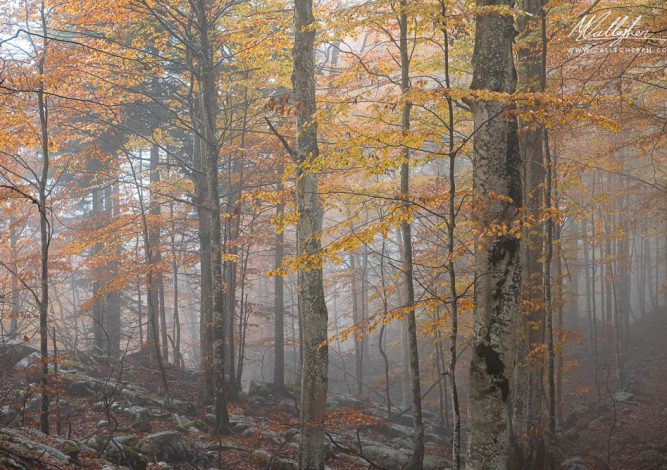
[{"x1": 466, "y1": 0, "x2": 522, "y2": 467}]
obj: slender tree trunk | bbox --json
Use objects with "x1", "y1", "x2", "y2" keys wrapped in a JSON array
[
  {"x1": 293, "y1": 0, "x2": 329, "y2": 464},
  {"x1": 149, "y1": 144, "x2": 169, "y2": 363},
  {"x1": 274, "y1": 166, "x2": 286, "y2": 390},
  {"x1": 9, "y1": 215, "x2": 19, "y2": 339},
  {"x1": 106, "y1": 183, "x2": 121, "y2": 358},
  {"x1": 466, "y1": 0, "x2": 522, "y2": 466},
  {"x1": 195, "y1": 130, "x2": 214, "y2": 402},
  {"x1": 440, "y1": 1, "x2": 461, "y2": 464},
  {"x1": 37, "y1": 3, "x2": 51, "y2": 433},
  {"x1": 92, "y1": 187, "x2": 105, "y2": 354},
  {"x1": 397, "y1": 4, "x2": 424, "y2": 467},
  {"x1": 169, "y1": 201, "x2": 182, "y2": 367},
  {"x1": 379, "y1": 237, "x2": 392, "y2": 419},
  {"x1": 350, "y1": 254, "x2": 363, "y2": 397}
]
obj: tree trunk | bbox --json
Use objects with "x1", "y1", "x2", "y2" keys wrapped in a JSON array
[
  {"x1": 398, "y1": 5, "x2": 425, "y2": 468},
  {"x1": 512, "y1": 0, "x2": 546, "y2": 464},
  {"x1": 293, "y1": 0, "x2": 329, "y2": 465},
  {"x1": 106, "y1": 183, "x2": 121, "y2": 358},
  {"x1": 169, "y1": 201, "x2": 182, "y2": 367},
  {"x1": 466, "y1": 0, "x2": 522, "y2": 466},
  {"x1": 37, "y1": 4, "x2": 50, "y2": 433},
  {"x1": 273, "y1": 167, "x2": 286, "y2": 390},
  {"x1": 9, "y1": 215, "x2": 19, "y2": 339},
  {"x1": 439, "y1": 1, "x2": 461, "y2": 464},
  {"x1": 350, "y1": 254, "x2": 363, "y2": 397},
  {"x1": 149, "y1": 144, "x2": 169, "y2": 363},
  {"x1": 195, "y1": 129, "x2": 215, "y2": 402}
]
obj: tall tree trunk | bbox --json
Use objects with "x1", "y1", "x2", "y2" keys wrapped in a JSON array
[
  {"x1": 439, "y1": 0, "x2": 461, "y2": 464},
  {"x1": 92, "y1": 186, "x2": 105, "y2": 354},
  {"x1": 195, "y1": 130, "x2": 215, "y2": 402},
  {"x1": 512, "y1": 0, "x2": 546, "y2": 466},
  {"x1": 273, "y1": 165, "x2": 286, "y2": 390},
  {"x1": 397, "y1": 4, "x2": 425, "y2": 468},
  {"x1": 379, "y1": 237, "x2": 393, "y2": 419},
  {"x1": 169, "y1": 201, "x2": 182, "y2": 367},
  {"x1": 149, "y1": 144, "x2": 169, "y2": 363},
  {"x1": 350, "y1": 254, "x2": 363, "y2": 397},
  {"x1": 543, "y1": 130, "x2": 556, "y2": 468},
  {"x1": 9, "y1": 215, "x2": 19, "y2": 339},
  {"x1": 106, "y1": 183, "x2": 121, "y2": 358},
  {"x1": 466, "y1": 0, "x2": 522, "y2": 466},
  {"x1": 293, "y1": 0, "x2": 329, "y2": 465},
  {"x1": 37, "y1": 3, "x2": 51, "y2": 433}
]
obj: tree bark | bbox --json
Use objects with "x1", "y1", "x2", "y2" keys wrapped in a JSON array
[
  {"x1": 466, "y1": 0, "x2": 522, "y2": 466},
  {"x1": 398, "y1": 4, "x2": 425, "y2": 467},
  {"x1": 512, "y1": 0, "x2": 546, "y2": 465},
  {"x1": 274, "y1": 165, "x2": 286, "y2": 390},
  {"x1": 37, "y1": 2, "x2": 51, "y2": 433},
  {"x1": 292, "y1": 0, "x2": 329, "y2": 465}
]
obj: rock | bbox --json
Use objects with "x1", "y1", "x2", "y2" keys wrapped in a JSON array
[
  {"x1": 563, "y1": 428, "x2": 579, "y2": 441},
  {"x1": 97, "y1": 420, "x2": 113, "y2": 430},
  {"x1": 613, "y1": 391, "x2": 635, "y2": 403},
  {"x1": 561, "y1": 456, "x2": 589, "y2": 470},
  {"x1": 229, "y1": 415, "x2": 256, "y2": 434},
  {"x1": 0, "y1": 406, "x2": 17, "y2": 425},
  {"x1": 423, "y1": 454, "x2": 448, "y2": 470},
  {"x1": 639, "y1": 448, "x2": 660, "y2": 461},
  {"x1": 137, "y1": 430, "x2": 191, "y2": 462},
  {"x1": 103, "y1": 442, "x2": 149, "y2": 470},
  {"x1": 390, "y1": 437, "x2": 412, "y2": 449},
  {"x1": 327, "y1": 394, "x2": 363, "y2": 409},
  {"x1": 122, "y1": 405, "x2": 151, "y2": 422},
  {"x1": 13, "y1": 352, "x2": 42, "y2": 382},
  {"x1": 375, "y1": 423, "x2": 413, "y2": 440},
  {"x1": 203, "y1": 413, "x2": 216, "y2": 426},
  {"x1": 251, "y1": 449, "x2": 297, "y2": 469},
  {"x1": 114, "y1": 435, "x2": 138, "y2": 446},
  {"x1": 564, "y1": 404, "x2": 588, "y2": 426},
  {"x1": 169, "y1": 399, "x2": 196, "y2": 416},
  {"x1": 278, "y1": 399, "x2": 298, "y2": 415},
  {"x1": 0, "y1": 342, "x2": 38, "y2": 371},
  {"x1": 0, "y1": 426, "x2": 71, "y2": 464},
  {"x1": 173, "y1": 414, "x2": 201, "y2": 433},
  {"x1": 248, "y1": 380, "x2": 273, "y2": 398},
  {"x1": 61, "y1": 441, "x2": 81, "y2": 460},
  {"x1": 361, "y1": 444, "x2": 410, "y2": 468}
]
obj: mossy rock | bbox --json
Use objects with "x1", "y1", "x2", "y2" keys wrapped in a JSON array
[
  {"x1": 120, "y1": 445, "x2": 148, "y2": 470},
  {"x1": 190, "y1": 419, "x2": 205, "y2": 430},
  {"x1": 61, "y1": 442, "x2": 81, "y2": 459}
]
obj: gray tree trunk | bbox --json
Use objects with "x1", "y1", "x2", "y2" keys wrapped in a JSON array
[
  {"x1": 274, "y1": 165, "x2": 286, "y2": 390},
  {"x1": 149, "y1": 144, "x2": 169, "y2": 362},
  {"x1": 194, "y1": 129, "x2": 215, "y2": 402},
  {"x1": 292, "y1": 0, "x2": 329, "y2": 465},
  {"x1": 397, "y1": 4, "x2": 425, "y2": 468},
  {"x1": 36, "y1": 6, "x2": 51, "y2": 432},
  {"x1": 512, "y1": 0, "x2": 547, "y2": 465},
  {"x1": 466, "y1": 0, "x2": 522, "y2": 466}
]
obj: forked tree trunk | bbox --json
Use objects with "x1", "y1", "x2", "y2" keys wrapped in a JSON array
[
  {"x1": 293, "y1": 0, "x2": 329, "y2": 465},
  {"x1": 466, "y1": 0, "x2": 522, "y2": 466}
]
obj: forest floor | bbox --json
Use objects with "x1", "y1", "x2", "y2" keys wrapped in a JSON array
[
  {"x1": 560, "y1": 312, "x2": 667, "y2": 470},
  {"x1": 0, "y1": 345, "x2": 448, "y2": 469},
  {"x1": 1, "y1": 313, "x2": 666, "y2": 469}
]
